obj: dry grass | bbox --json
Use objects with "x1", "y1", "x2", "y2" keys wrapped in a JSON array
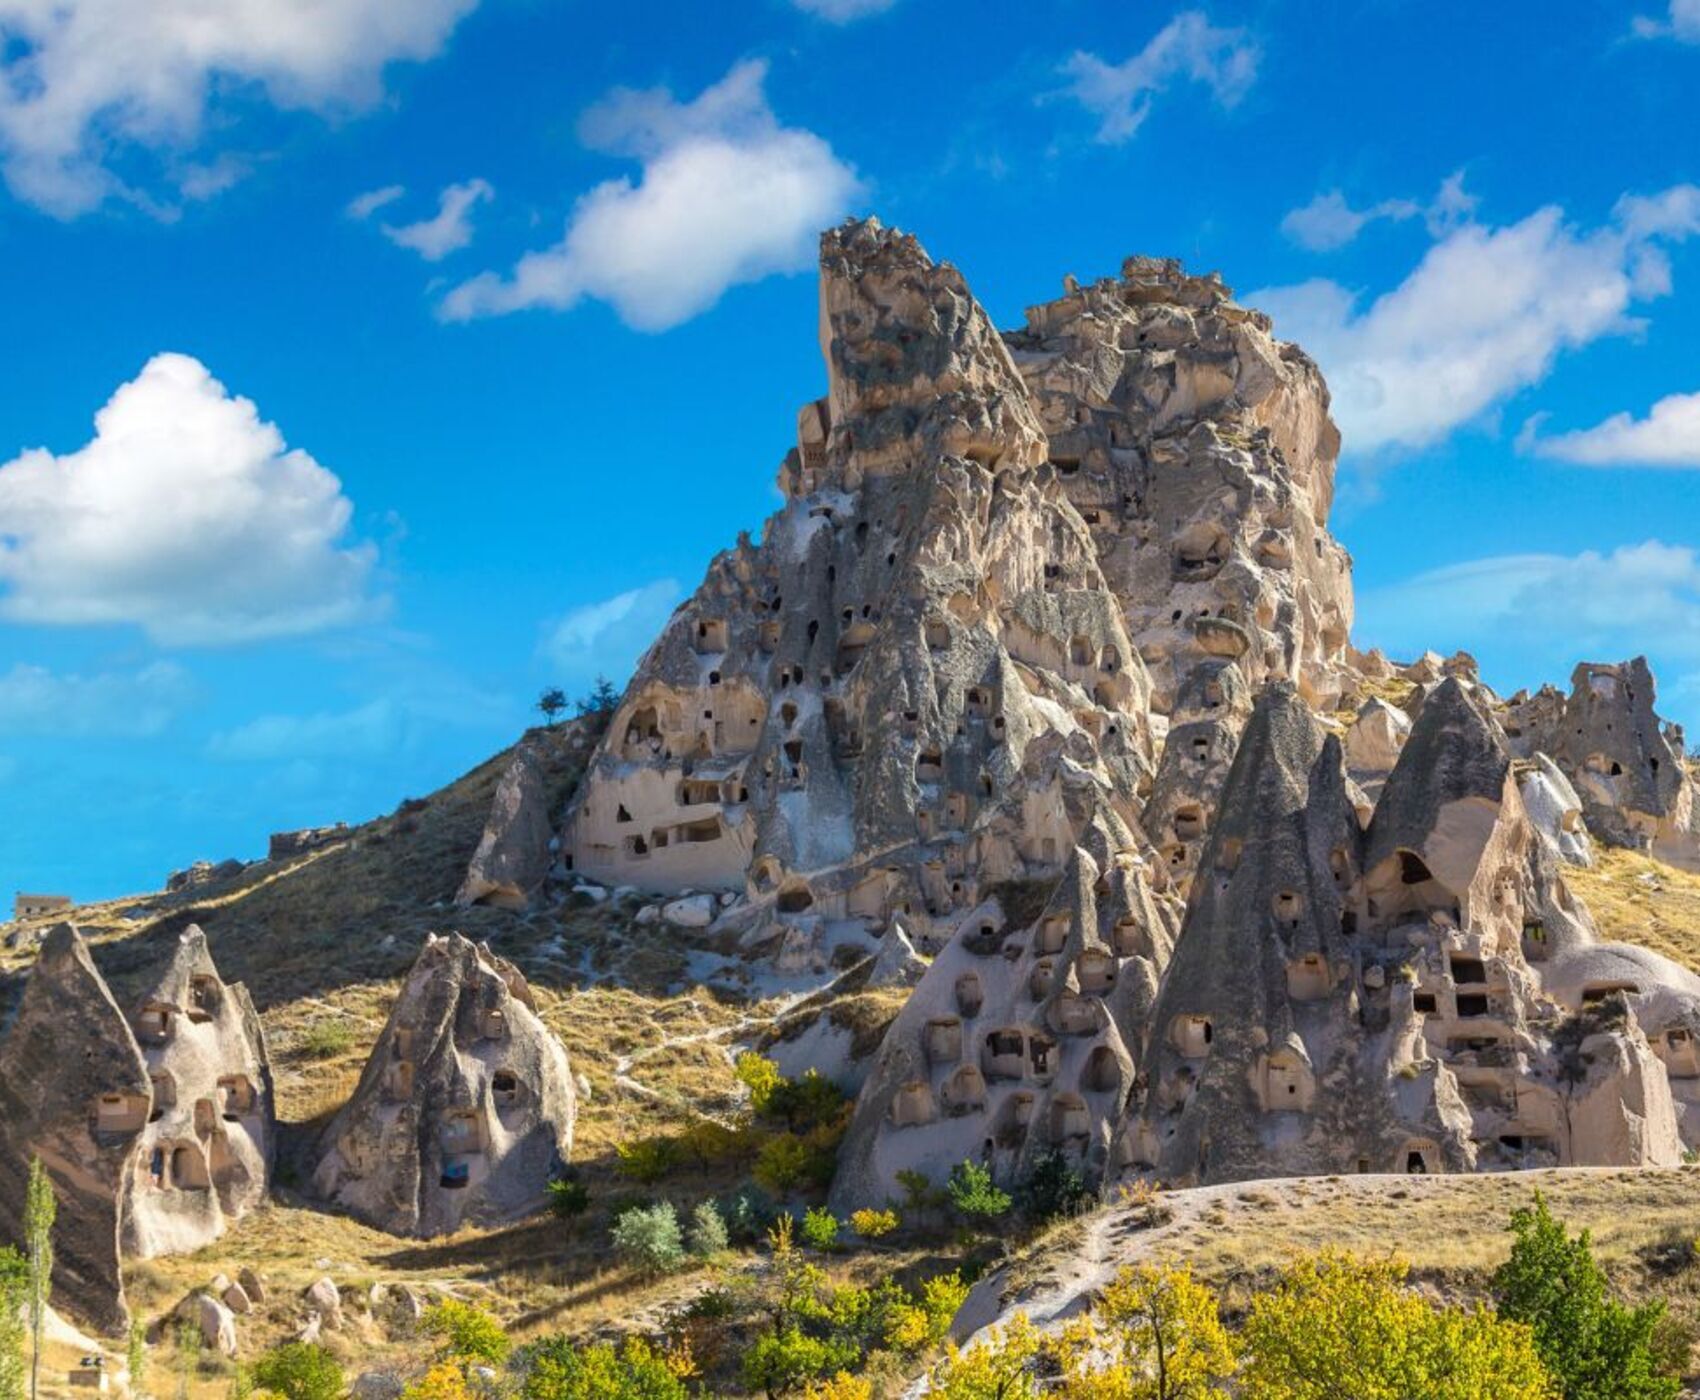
[{"x1": 1567, "y1": 845, "x2": 1700, "y2": 973}]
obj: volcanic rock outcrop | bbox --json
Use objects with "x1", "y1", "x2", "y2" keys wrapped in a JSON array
[
  {"x1": 312, "y1": 933, "x2": 576, "y2": 1237},
  {"x1": 562, "y1": 218, "x2": 1165, "y2": 950},
  {"x1": 0, "y1": 924, "x2": 273, "y2": 1333}
]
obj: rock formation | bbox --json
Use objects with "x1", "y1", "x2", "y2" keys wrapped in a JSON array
[
  {"x1": 123, "y1": 925, "x2": 275, "y2": 1260},
  {"x1": 313, "y1": 933, "x2": 576, "y2": 1236},
  {"x1": 0, "y1": 924, "x2": 272, "y2": 1333},
  {"x1": 561, "y1": 218, "x2": 1164, "y2": 959},
  {"x1": 458, "y1": 738, "x2": 556, "y2": 910},
  {"x1": 0, "y1": 926, "x2": 149, "y2": 1334}
]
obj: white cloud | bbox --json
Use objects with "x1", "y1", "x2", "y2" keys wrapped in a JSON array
[
  {"x1": 0, "y1": 352, "x2": 382, "y2": 645},
  {"x1": 0, "y1": 0, "x2": 478, "y2": 215},
  {"x1": 1060, "y1": 11, "x2": 1259, "y2": 144},
  {"x1": 540, "y1": 578, "x2": 681, "y2": 689},
  {"x1": 1633, "y1": 0, "x2": 1700, "y2": 41},
  {"x1": 1249, "y1": 186, "x2": 1700, "y2": 453},
  {"x1": 1358, "y1": 541, "x2": 1700, "y2": 664},
  {"x1": 377, "y1": 178, "x2": 493, "y2": 261},
  {"x1": 0, "y1": 660, "x2": 193, "y2": 736},
  {"x1": 439, "y1": 59, "x2": 863, "y2": 330},
  {"x1": 347, "y1": 183, "x2": 405, "y2": 220},
  {"x1": 1522, "y1": 389, "x2": 1700, "y2": 468},
  {"x1": 1281, "y1": 173, "x2": 1476, "y2": 252},
  {"x1": 206, "y1": 698, "x2": 399, "y2": 761},
  {"x1": 790, "y1": 0, "x2": 898, "y2": 19}
]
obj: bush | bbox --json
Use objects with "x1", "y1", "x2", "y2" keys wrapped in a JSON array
[
  {"x1": 615, "y1": 1136, "x2": 680, "y2": 1185},
  {"x1": 401, "y1": 1363, "x2": 476, "y2": 1400},
  {"x1": 422, "y1": 1299, "x2": 510, "y2": 1366},
  {"x1": 298, "y1": 1020, "x2": 354, "y2": 1060},
  {"x1": 250, "y1": 1343, "x2": 345, "y2": 1400},
  {"x1": 946, "y1": 1160, "x2": 1011, "y2": 1228},
  {"x1": 612, "y1": 1201, "x2": 686, "y2": 1276},
  {"x1": 849, "y1": 1208, "x2": 899, "y2": 1240},
  {"x1": 1493, "y1": 1192, "x2": 1679, "y2": 1399},
  {"x1": 802, "y1": 1376, "x2": 874, "y2": 1400},
  {"x1": 521, "y1": 1335, "x2": 688, "y2": 1400},
  {"x1": 885, "y1": 1272, "x2": 969, "y2": 1354},
  {"x1": 754, "y1": 1133, "x2": 815, "y2": 1195},
  {"x1": 742, "y1": 1327, "x2": 849, "y2": 1396},
  {"x1": 548, "y1": 1177, "x2": 590, "y2": 1220},
  {"x1": 1019, "y1": 1149, "x2": 1092, "y2": 1224},
  {"x1": 723, "y1": 1188, "x2": 777, "y2": 1244},
  {"x1": 688, "y1": 1200, "x2": 729, "y2": 1257},
  {"x1": 927, "y1": 1315, "x2": 1044, "y2": 1400},
  {"x1": 1056, "y1": 1264, "x2": 1233, "y2": 1399},
  {"x1": 1241, "y1": 1251, "x2": 1553, "y2": 1400},
  {"x1": 801, "y1": 1207, "x2": 840, "y2": 1251},
  {"x1": 735, "y1": 1053, "x2": 786, "y2": 1113}
]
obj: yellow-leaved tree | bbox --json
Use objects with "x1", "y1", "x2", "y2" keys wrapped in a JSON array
[
  {"x1": 1238, "y1": 1252, "x2": 1555, "y2": 1400},
  {"x1": 1058, "y1": 1264, "x2": 1235, "y2": 1399},
  {"x1": 928, "y1": 1314, "x2": 1046, "y2": 1400}
]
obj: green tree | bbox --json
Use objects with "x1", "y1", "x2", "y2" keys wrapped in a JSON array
[
  {"x1": 548, "y1": 1177, "x2": 590, "y2": 1221},
  {"x1": 537, "y1": 687, "x2": 569, "y2": 726},
  {"x1": 250, "y1": 1343, "x2": 346, "y2": 1400},
  {"x1": 1019, "y1": 1150, "x2": 1092, "y2": 1224},
  {"x1": 0, "y1": 1247, "x2": 28, "y2": 1400},
  {"x1": 742, "y1": 1327, "x2": 847, "y2": 1398},
  {"x1": 576, "y1": 676, "x2": 621, "y2": 718},
  {"x1": 946, "y1": 1160, "x2": 1011, "y2": 1231},
  {"x1": 23, "y1": 1158, "x2": 54, "y2": 1400},
  {"x1": 173, "y1": 1320, "x2": 201, "y2": 1400},
  {"x1": 927, "y1": 1314, "x2": 1045, "y2": 1400},
  {"x1": 1493, "y1": 1193, "x2": 1679, "y2": 1400},
  {"x1": 521, "y1": 1335, "x2": 688, "y2": 1400},
  {"x1": 1239, "y1": 1251, "x2": 1553, "y2": 1400},
  {"x1": 422, "y1": 1299, "x2": 511, "y2": 1367},
  {"x1": 800, "y1": 1208, "x2": 840, "y2": 1251},
  {"x1": 126, "y1": 1319, "x2": 148, "y2": 1400},
  {"x1": 611, "y1": 1202, "x2": 685, "y2": 1276},
  {"x1": 688, "y1": 1200, "x2": 729, "y2": 1257}
]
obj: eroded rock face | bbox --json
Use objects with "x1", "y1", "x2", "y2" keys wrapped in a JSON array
[
  {"x1": 457, "y1": 739, "x2": 556, "y2": 911},
  {"x1": 1006, "y1": 259, "x2": 1354, "y2": 713},
  {"x1": 313, "y1": 934, "x2": 575, "y2": 1237},
  {"x1": 561, "y1": 219, "x2": 1161, "y2": 950},
  {"x1": 0, "y1": 926, "x2": 149, "y2": 1335},
  {"x1": 1520, "y1": 754, "x2": 1593, "y2": 868},
  {"x1": 1533, "y1": 659, "x2": 1700, "y2": 869},
  {"x1": 122, "y1": 926, "x2": 275, "y2": 1261},
  {"x1": 830, "y1": 804, "x2": 1180, "y2": 1212}
]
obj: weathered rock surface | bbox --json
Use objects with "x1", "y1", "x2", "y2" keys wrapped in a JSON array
[
  {"x1": 313, "y1": 933, "x2": 576, "y2": 1237},
  {"x1": 457, "y1": 738, "x2": 556, "y2": 911}
]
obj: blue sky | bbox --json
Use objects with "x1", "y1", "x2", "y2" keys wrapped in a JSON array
[{"x1": 3, "y1": 0, "x2": 1699, "y2": 900}]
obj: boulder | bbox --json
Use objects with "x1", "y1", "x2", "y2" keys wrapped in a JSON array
[{"x1": 661, "y1": 894, "x2": 717, "y2": 929}]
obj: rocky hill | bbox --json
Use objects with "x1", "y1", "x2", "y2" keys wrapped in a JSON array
[{"x1": 5, "y1": 216, "x2": 1700, "y2": 1393}]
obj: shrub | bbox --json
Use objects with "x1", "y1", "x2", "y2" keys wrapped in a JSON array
[
  {"x1": 723, "y1": 1188, "x2": 777, "y2": 1244},
  {"x1": 615, "y1": 1136, "x2": 680, "y2": 1185},
  {"x1": 1240, "y1": 1250, "x2": 1553, "y2": 1400},
  {"x1": 612, "y1": 1202, "x2": 686, "y2": 1276},
  {"x1": 735, "y1": 1052, "x2": 786, "y2": 1113},
  {"x1": 521, "y1": 1335, "x2": 689, "y2": 1400},
  {"x1": 1019, "y1": 1150, "x2": 1092, "y2": 1224},
  {"x1": 946, "y1": 1160, "x2": 1011, "y2": 1228},
  {"x1": 754, "y1": 1133, "x2": 815, "y2": 1194},
  {"x1": 886, "y1": 1272, "x2": 970, "y2": 1354},
  {"x1": 742, "y1": 1327, "x2": 848, "y2": 1396},
  {"x1": 801, "y1": 1208, "x2": 841, "y2": 1251},
  {"x1": 802, "y1": 1376, "x2": 874, "y2": 1400},
  {"x1": 547, "y1": 1177, "x2": 590, "y2": 1220},
  {"x1": 401, "y1": 1363, "x2": 475, "y2": 1400},
  {"x1": 928, "y1": 1315, "x2": 1044, "y2": 1400},
  {"x1": 849, "y1": 1208, "x2": 899, "y2": 1240},
  {"x1": 422, "y1": 1299, "x2": 510, "y2": 1366},
  {"x1": 250, "y1": 1343, "x2": 345, "y2": 1400},
  {"x1": 1493, "y1": 1192, "x2": 1679, "y2": 1399},
  {"x1": 688, "y1": 1200, "x2": 729, "y2": 1257},
  {"x1": 298, "y1": 1020, "x2": 354, "y2": 1060}
]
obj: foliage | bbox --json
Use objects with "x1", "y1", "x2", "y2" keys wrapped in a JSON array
[
  {"x1": 1239, "y1": 1251, "x2": 1553, "y2": 1400},
  {"x1": 422, "y1": 1299, "x2": 511, "y2": 1367},
  {"x1": 1055, "y1": 1264, "x2": 1233, "y2": 1400},
  {"x1": 801, "y1": 1208, "x2": 840, "y2": 1251},
  {"x1": 896, "y1": 1169, "x2": 946, "y2": 1216},
  {"x1": 576, "y1": 676, "x2": 621, "y2": 718},
  {"x1": 250, "y1": 1344, "x2": 346, "y2": 1400},
  {"x1": 401, "y1": 1364, "x2": 476, "y2": 1400},
  {"x1": 736, "y1": 1053, "x2": 787, "y2": 1114},
  {"x1": 548, "y1": 1177, "x2": 590, "y2": 1220},
  {"x1": 723, "y1": 1188, "x2": 778, "y2": 1244},
  {"x1": 612, "y1": 1201, "x2": 686, "y2": 1276},
  {"x1": 125, "y1": 1317, "x2": 148, "y2": 1400},
  {"x1": 1493, "y1": 1192, "x2": 1680, "y2": 1400},
  {"x1": 689, "y1": 1200, "x2": 730, "y2": 1257},
  {"x1": 1019, "y1": 1150, "x2": 1093, "y2": 1224},
  {"x1": 0, "y1": 1247, "x2": 26, "y2": 1400},
  {"x1": 801, "y1": 1377, "x2": 874, "y2": 1400},
  {"x1": 849, "y1": 1208, "x2": 899, "y2": 1240},
  {"x1": 742, "y1": 1327, "x2": 855, "y2": 1396},
  {"x1": 173, "y1": 1320, "x2": 201, "y2": 1400},
  {"x1": 615, "y1": 1135, "x2": 682, "y2": 1184},
  {"x1": 24, "y1": 1157, "x2": 53, "y2": 1400},
  {"x1": 885, "y1": 1272, "x2": 970, "y2": 1354},
  {"x1": 754, "y1": 1133, "x2": 816, "y2": 1195},
  {"x1": 927, "y1": 1314, "x2": 1046, "y2": 1400},
  {"x1": 762, "y1": 1070, "x2": 850, "y2": 1134},
  {"x1": 298, "y1": 1019, "x2": 355, "y2": 1060},
  {"x1": 946, "y1": 1160, "x2": 1012, "y2": 1227},
  {"x1": 537, "y1": 687, "x2": 569, "y2": 726},
  {"x1": 521, "y1": 1335, "x2": 690, "y2": 1400}
]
